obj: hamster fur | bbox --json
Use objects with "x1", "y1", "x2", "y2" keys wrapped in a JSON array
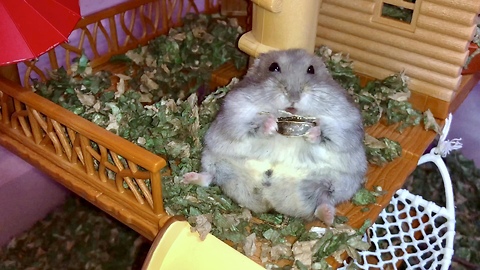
[{"x1": 184, "y1": 49, "x2": 367, "y2": 226}]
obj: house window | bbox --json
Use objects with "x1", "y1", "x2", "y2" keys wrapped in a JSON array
[{"x1": 373, "y1": 0, "x2": 421, "y2": 31}]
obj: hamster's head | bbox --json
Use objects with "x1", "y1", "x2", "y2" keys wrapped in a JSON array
[{"x1": 243, "y1": 49, "x2": 349, "y2": 116}]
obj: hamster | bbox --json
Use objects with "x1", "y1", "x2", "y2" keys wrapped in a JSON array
[{"x1": 184, "y1": 49, "x2": 367, "y2": 226}]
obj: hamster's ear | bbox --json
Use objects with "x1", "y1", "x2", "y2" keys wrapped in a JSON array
[
  {"x1": 314, "y1": 53, "x2": 328, "y2": 67},
  {"x1": 251, "y1": 58, "x2": 261, "y2": 69},
  {"x1": 245, "y1": 57, "x2": 261, "y2": 77}
]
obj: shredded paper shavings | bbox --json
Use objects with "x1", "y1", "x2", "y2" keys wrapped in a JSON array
[{"x1": 29, "y1": 13, "x2": 448, "y2": 269}]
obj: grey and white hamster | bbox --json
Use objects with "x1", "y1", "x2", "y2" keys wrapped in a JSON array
[{"x1": 184, "y1": 49, "x2": 367, "y2": 226}]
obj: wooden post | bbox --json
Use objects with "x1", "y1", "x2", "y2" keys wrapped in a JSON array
[
  {"x1": 238, "y1": 0, "x2": 321, "y2": 57},
  {"x1": 0, "y1": 64, "x2": 21, "y2": 84},
  {"x1": 0, "y1": 64, "x2": 20, "y2": 121}
]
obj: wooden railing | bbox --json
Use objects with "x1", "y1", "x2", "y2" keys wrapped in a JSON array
[
  {"x1": 0, "y1": 76, "x2": 169, "y2": 238},
  {"x1": 20, "y1": 0, "x2": 219, "y2": 87},
  {"x1": 0, "y1": 0, "x2": 219, "y2": 240}
]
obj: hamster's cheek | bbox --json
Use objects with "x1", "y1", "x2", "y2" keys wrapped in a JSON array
[
  {"x1": 270, "y1": 97, "x2": 290, "y2": 111},
  {"x1": 294, "y1": 95, "x2": 317, "y2": 116}
]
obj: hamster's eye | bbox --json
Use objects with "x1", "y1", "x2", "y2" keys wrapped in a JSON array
[
  {"x1": 307, "y1": 65, "x2": 315, "y2": 74},
  {"x1": 269, "y1": 62, "x2": 281, "y2": 72}
]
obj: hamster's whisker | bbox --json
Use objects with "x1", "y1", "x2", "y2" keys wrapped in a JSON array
[{"x1": 267, "y1": 76, "x2": 284, "y2": 88}]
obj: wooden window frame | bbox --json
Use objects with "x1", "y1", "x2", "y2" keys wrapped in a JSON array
[{"x1": 373, "y1": 0, "x2": 422, "y2": 31}]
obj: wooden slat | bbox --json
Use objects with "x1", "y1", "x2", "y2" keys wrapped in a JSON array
[
  {"x1": 317, "y1": 25, "x2": 464, "y2": 78},
  {"x1": 317, "y1": 15, "x2": 469, "y2": 66},
  {"x1": 0, "y1": 130, "x2": 171, "y2": 241},
  {"x1": 77, "y1": 0, "x2": 169, "y2": 27},
  {"x1": 449, "y1": 72, "x2": 480, "y2": 113},
  {"x1": 416, "y1": 14, "x2": 477, "y2": 41},
  {"x1": 316, "y1": 39, "x2": 460, "y2": 100},
  {"x1": 323, "y1": 0, "x2": 375, "y2": 14},
  {"x1": 409, "y1": 90, "x2": 453, "y2": 119},
  {"x1": 0, "y1": 78, "x2": 167, "y2": 172},
  {"x1": 430, "y1": 0, "x2": 480, "y2": 12},
  {"x1": 318, "y1": 2, "x2": 471, "y2": 52},
  {"x1": 421, "y1": 1, "x2": 479, "y2": 26}
]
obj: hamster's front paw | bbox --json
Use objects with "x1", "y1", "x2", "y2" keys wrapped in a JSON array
[
  {"x1": 314, "y1": 203, "x2": 335, "y2": 226},
  {"x1": 263, "y1": 115, "x2": 278, "y2": 135},
  {"x1": 305, "y1": 125, "x2": 321, "y2": 144},
  {"x1": 182, "y1": 172, "x2": 213, "y2": 187}
]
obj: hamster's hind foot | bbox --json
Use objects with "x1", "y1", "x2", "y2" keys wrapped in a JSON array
[
  {"x1": 314, "y1": 203, "x2": 335, "y2": 226},
  {"x1": 182, "y1": 172, "x2": 213, "y2": 187}
]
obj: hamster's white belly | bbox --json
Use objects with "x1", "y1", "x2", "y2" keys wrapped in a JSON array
[
  {"x1": 241, "y1": 158, "x2": 321, "y2": 218},
  {"x1": 216, "y1": 137, "x2": 349, "y2": 218},
  {"x1": 243, "y1": 159, "x2": 309, "y2": 181}
]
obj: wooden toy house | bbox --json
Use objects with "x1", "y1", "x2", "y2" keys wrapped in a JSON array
[{"x1": 238, "y1": 0, "x2": 480, "y2": 118}]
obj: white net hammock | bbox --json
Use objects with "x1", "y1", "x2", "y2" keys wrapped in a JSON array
[{"x1": 339, "y1": 114, "x2": 458, "y2": 270}]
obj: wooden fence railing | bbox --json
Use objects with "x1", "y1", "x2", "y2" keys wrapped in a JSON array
[{"x1": 0, "y1": 0, "x2": 219, "y2": 240}]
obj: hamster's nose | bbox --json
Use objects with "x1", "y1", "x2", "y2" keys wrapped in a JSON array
[{"x1": 285, "y1": 106, "x2": 297, "y2": 114}]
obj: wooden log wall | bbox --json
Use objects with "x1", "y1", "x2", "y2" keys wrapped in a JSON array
[{"x1": 316, "y1": 0, "x2": 480, "y2": 118}]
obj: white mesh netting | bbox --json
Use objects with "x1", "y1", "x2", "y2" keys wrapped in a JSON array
[
  {"x1": 339, "y1": 114, "x2": 457, "y2": 270},
  {"x1": 342, "y1": 189, "x2": 455, "y2": 270}
]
